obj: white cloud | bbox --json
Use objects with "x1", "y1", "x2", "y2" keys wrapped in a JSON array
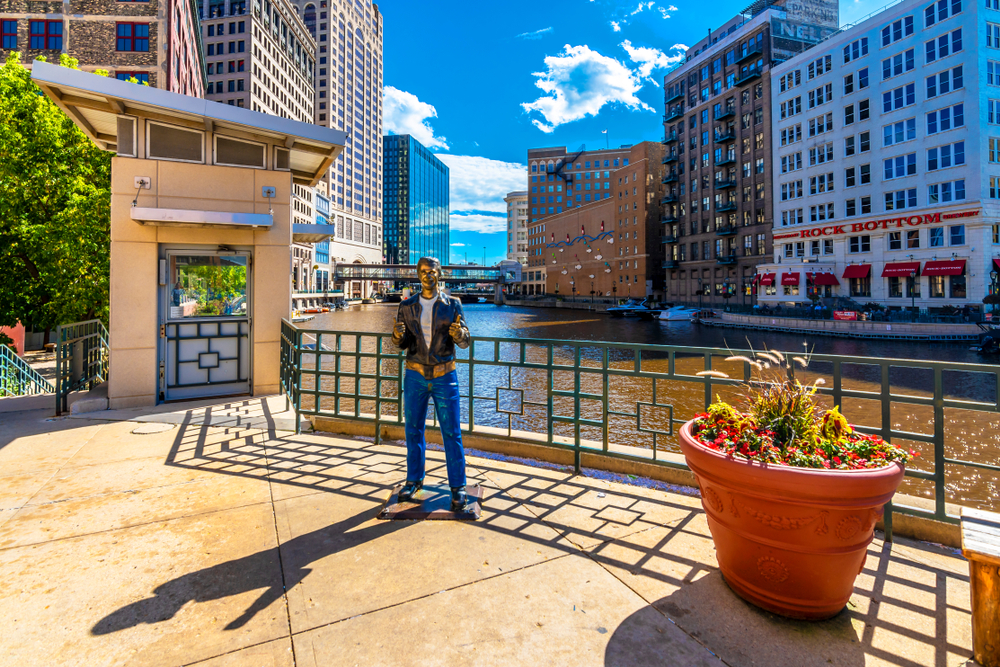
[
  {"x1": 382, "y1": 86, "x2": 449, "y2": 150},
  {"x1": 450, "y1": 214, "x2": 507, "y2": 234},
  {"x1": 629, "y1": 1, "x2": 655, "y2": 14},
  {"x1": 521, "y1": 44, "x2": 652, "y2": 133},
  {"x1": 517, "y1": 27, "x2": 554, "y2": 40},
  {"x1": 450, "y1": 242, "x2": 466, "y2": 247},
  {"x1": 610, "y1": 20, "x2": 621, "y2": 31},
  {"x1": 657, "y1": 7, "x2": 671, "y2": 18},
  {"x1": 436, "y1": 154, "x2": 527, "y2": 214},
  {"x1": 666, "y1": 4, "x2": 678, "y2": 9},
  {"x1": 621, "y1": 41, "x2": 688, "y2": 85}
]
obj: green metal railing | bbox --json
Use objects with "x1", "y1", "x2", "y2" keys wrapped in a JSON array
[
  {"x1": 0, "y1": 345, "x2": 54, "y2": 397},
  {"x1": 279, "y1": 320, "x2": 1000, "y2": 533},
  {"x1": 55, "y1": 319, "x2": 109, "y2": 415}
]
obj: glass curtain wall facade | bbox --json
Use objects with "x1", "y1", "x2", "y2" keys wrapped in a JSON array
[{"x1": 383, "y1": 134, "x2": 450, "y2": 265}]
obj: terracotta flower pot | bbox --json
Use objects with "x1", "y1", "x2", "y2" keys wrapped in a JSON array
[{"x1": 678, "y1": 420, "x2": 905, "y2": 620}]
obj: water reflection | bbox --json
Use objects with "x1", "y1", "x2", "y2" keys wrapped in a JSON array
[{"x1": 297, "y1": 304, "x2": 999, "y2": 511}]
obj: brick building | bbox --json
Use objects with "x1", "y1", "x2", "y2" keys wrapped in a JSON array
[
  {"x1": 660, "y1": 0, "x2": 838, "y2": 307},
  {"x1": 0, "y1": 0, "x2": 205, "y2": 97},
  {"x1": 525, "y1": 145, "x2": 636, "y2": 296},
  {"x1": 537, "y1": 142, "x2": 667, "y2": 300}
]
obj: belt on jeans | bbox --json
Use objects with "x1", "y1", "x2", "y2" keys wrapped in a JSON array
[{"x1": 406, "y1": 360, "x2": 456, "y2": 379}]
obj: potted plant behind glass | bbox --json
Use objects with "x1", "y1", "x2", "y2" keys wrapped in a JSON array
[{"x1": 678, "y1": 350, "x2": 913, "y2": 620}]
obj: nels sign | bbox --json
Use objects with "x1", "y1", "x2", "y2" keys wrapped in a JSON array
[{"x1": 773, "y1": 209, "x2": 979, "y2": 241}]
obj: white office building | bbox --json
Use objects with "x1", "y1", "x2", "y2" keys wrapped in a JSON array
[
  {"x1": 505, "y1": 190, "x2": 528, "y2": 266},
  {"x1": 759, "y1": 0, "x2": 1000, "y2": 313},
  {"x1": 293, "y1": 0, "x2": 384, "y2": 298}
]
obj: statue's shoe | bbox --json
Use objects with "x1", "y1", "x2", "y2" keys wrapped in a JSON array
[
  {"x1": 450, "y1": 486, "x2": 468, "y2": 512},
  {"x1": 397, "y1": 479, "x2": 423, "y2": 502}
]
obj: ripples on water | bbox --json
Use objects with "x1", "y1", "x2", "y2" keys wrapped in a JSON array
[{"x1": 299, "y1": 303, "x2": 999, "y2": 510}]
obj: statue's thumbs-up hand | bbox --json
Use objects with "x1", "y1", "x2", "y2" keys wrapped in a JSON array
[
  {"x1": 393, "y1": 317, "x2": 406, "y2": 338},
  {"x1": 449, "y1": 312, "x2": 464, "y2": 342}
]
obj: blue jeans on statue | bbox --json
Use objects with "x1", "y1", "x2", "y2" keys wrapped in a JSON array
[{"x1": 403, "y1": 368, "x2": 466, "y2": 488}]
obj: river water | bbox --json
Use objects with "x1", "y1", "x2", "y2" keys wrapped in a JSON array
[{"x1": 302, "y1": 303, "x2": 999, "y2": 511}]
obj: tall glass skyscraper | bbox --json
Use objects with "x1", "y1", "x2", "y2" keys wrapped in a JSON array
[{"x1": 383, "y1": 134, "x2": 450, "y2": 265}]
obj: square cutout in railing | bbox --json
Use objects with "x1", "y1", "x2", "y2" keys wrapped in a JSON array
[
  {"x1": 637, "y1": 402, "x2": 674, "y2": 437},
  {"x1": 496, "y1": 387, "x2": 524, "y2": 415}
]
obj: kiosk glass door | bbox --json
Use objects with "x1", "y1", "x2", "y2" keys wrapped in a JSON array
[{"x1": 162, "y1": 252, "x2": 251, "y2": 401}]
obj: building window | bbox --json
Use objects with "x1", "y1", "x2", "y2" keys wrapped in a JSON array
[
  {"x1": 882, "y1": 83, "x2": 915, "y2": 112},
  {"x1": 884, "y1": 189, "x2": 917, "y2": 210},
  {"x1": 884, "y1": 15, "x2": 915, "y2": 43},
  {"x1": 2, "y1": 20, "x2": 16, "y2": 49},
  {"x1": 850, "y1": 277, "x2": 872, "y2": 297},
  {"x1": 928, "y1": 179, "x2": 965, "y2": 203},
  {"x1": 115, "y1": 71, "x2": 150, "y2": 84},
  {"x1": 30, "y1": 20, "x2": 62, "y2": 50},
  {"x1": 116, "y1": 23, "x2": 150, "y2": 51},
  {"x1": 950, "y1": 225, "x2": 965, "y2": 245},
  {"x1": 889, "y1": 276, "x2": 902, "y2": 297},
  {"x1": 926, "y1": 66, "x2": 964, "y2": 99},
  {"x1": 849, "y1": 235, "x2": 871, "y2": 253},
  {"x1": 927, "y1": 141, "x2": 965, "y2": 170},
  {"x1": 991, "y1": 177, "x2": 1000, "y2": 199},
  {"x1": 882, "y1": 48, "x2": 915, "y2": 80},
  {"x1": 926, "y1": 28, "x2": 963, "y2": 61},
  {"x1": 990, "y1": 23, "x2": 1000, "y2": 47},
  {"x1": 884, "y1": 118, "x2": 916, "y2": 146}
]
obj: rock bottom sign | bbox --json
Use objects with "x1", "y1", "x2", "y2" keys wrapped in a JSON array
[{"x1": 773, "y1": 209, "x2": 980, "y2": 241}]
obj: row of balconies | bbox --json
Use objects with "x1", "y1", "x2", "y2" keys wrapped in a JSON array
[{"x1": 662, "y1": 254, "x2": 738, "y2": 268}]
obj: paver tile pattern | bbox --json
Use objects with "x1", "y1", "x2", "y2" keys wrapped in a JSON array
[{"x1": 0, "y1": 398, "x2": 976, "y2": 666}]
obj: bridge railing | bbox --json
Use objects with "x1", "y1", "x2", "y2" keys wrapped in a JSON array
[{"x1": 279, "y1": 321, "x2": 1000, "y2": 536}]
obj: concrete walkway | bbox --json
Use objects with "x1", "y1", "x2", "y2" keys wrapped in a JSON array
[{"x1": 0, "y1": 397, "x2": 977, "y2": 667}]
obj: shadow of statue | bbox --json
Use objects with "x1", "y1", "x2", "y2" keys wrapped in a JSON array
[{"x1": 91, "y1": 506, "x2": 407, "y2": 636}]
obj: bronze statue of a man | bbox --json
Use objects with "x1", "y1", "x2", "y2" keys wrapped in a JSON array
[{"x1": 391, "y1": 257, "x2": 471, "y2": 511}]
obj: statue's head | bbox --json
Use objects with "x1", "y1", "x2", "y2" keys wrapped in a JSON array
[{"x1": 417, "y1": 257, "x2": 442, "y2": 291}]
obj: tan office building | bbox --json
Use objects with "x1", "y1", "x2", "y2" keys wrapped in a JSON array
[
  {"x1": 292, "y1": 0, "x2": 384, "y2": 297},
  {"x1": 31, "y1": 60, "x2": 343, "y2": 407},
  {"x1": 0, "y1": 0, "x2": 205, "y2": 96}
]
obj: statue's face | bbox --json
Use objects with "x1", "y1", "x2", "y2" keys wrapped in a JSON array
[{"x1": 418, "y1": 263, "x2": 439, "y2": 291}]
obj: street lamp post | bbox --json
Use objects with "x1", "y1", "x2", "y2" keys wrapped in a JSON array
[
  {"x1": 909, "y1": 270, "x2": 916, "y2": 315},
  {"x1": 612, "y1": 283, "x2": 617, "y2": 304},
  {"x1": 991, "y1": 270, "x2": 999, "y2": 316},
  {"x1": 697, "y1": 278, "x2": 703, "y2": 311},
  {"x1": 591, "y1": 281, "x2": 595, "y2": 304}
]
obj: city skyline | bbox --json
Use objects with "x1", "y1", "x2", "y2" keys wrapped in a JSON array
[{"x1": 376, "y1": 0, "x2": 889, "y2": 265}]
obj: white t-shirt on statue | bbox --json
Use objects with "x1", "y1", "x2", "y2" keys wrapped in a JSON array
[{"x1": 419, "y1": 296, "x2": 434, "y2": 350}]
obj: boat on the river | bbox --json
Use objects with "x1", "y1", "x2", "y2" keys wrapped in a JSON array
[
  {"x1": 291, "y1": 310, "x2": 315, "y2": 323},
  {"x1": 659, "y1": 306, "x2": 700, "y2": 321},
  {"x1": 608, "y1": 298, "x2": 658, "y2": 317}
]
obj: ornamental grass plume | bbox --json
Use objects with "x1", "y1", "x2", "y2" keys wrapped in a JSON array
[{"x1": 692, "y1": 345, "x2": 913, "y2": 470}]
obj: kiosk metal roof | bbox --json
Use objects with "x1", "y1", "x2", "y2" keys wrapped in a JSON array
[{"x1": 30, "y1": 61, "x2": 345, "y2": 187}]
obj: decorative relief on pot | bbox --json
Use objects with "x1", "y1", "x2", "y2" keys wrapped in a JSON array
[
  {"x1": 703, "y1": 487, "x2": 724, "y2": 513},
  {"x1": 836, "y1": 516, "x2": 863, "y2": 541},
  {"x1": 757, "y1": 556, "x2": 789, "y2": 584},
  {"x1": 735, "y1": 499, "x2": 829, "y2": 534},
  {"x1": 727, "y1": 492, "x2": 740, "y2": 518}
]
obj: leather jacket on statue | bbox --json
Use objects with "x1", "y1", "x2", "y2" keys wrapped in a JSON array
[{"x1": 392, "y1": 291, "x2": 470, "y2": 365}]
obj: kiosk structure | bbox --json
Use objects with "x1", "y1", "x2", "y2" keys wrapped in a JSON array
[{"x1": 31, "y1": 61, "x2": 345, "y2": 408}]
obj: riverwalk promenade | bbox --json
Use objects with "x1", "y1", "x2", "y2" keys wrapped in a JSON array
[{"x1": 0, "y1": 396, "x2": 978, "y2": 666}]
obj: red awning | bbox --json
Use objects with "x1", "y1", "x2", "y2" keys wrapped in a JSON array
[
  {"x1": 882, "y1": 261, "x2": 921, "y2": 277},
  {"x1": 843, "y1": 264, "x2": 871, "y2": 279},
  {"x1": 994, "y1": 258, "x2": 1000, "y2": 273},
  {"x1": 758, "y1": 273, "x2": 776, "y2": 286},
  {"x1": 810, "y1": 272, "x2": 840, "y2": 286},
  {"x1": 922, "y1": 259, "x2": 966, "y2": 276},
  {"x1": 781, "y1": 272, "x2": 799, "y2": 286}
]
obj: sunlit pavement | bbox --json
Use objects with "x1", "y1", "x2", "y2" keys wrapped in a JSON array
[{"x1": 0, "y1": 397, "x2": 976, "y2": 666}]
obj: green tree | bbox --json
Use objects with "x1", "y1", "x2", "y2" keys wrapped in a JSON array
[{"x1": 0, "y1": 53, "x2": 112, "y2": 335}]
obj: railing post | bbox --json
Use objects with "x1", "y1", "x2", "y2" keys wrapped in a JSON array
[{"x1": 55, "y1": 325, "x2": 63, "y2": 416}]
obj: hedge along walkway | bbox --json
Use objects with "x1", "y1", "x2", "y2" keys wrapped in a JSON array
[{"x1": 0, "y1": 397, "x2": 976, "y2": 666}]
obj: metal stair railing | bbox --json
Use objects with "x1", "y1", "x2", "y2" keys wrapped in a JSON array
[
  {"x1": 55, "y1": 319, "x2": 109, "y2": 415},
  {"x1": 0, "y1": 345, "x2": 55, "y2": 397}
]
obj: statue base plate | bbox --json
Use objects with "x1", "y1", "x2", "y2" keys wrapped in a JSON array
[{"x1": 377, "y1": 483, "x2": 483, "y2": 521}]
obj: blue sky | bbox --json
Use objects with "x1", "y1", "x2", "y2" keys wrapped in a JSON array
[{"x1": 377, "y1": 0, "x2": 885, "y2": 265}]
